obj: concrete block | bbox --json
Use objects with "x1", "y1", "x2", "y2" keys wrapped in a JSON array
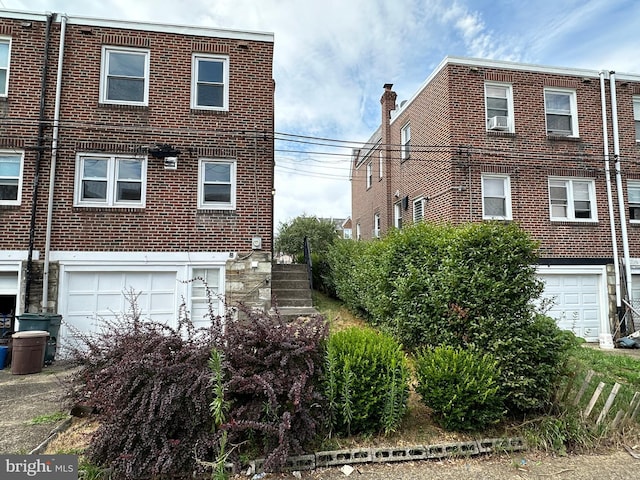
[
  {"x1": 426, "y1": 441, "x2": 479, "y2": 459},
  {"x1": 285, "y1": 454, "x2": 316, "y2": 471},
  {"x1": 476, "y1": 437, "x2": 526, "y2": 453},
  {"x1": 371, "y1": 446, "x2": 428, "y2": 463},
  {"x1": 315, "y1": 448, "x2": 372, "y2": 467}
]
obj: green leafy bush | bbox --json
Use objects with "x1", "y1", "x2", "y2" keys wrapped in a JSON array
[
  {"x1": 325, "y1": 222, "x2": 574, "y2": 414},
  {"x1": 325, "y1": 327, "x2": 409, "y2": 436},
  {"x1": 415, "y1": 345, "x2": 504, "y2": 431}
]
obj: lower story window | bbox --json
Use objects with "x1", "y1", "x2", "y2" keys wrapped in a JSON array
[
  {"x1": 198, "y1": 158, "x2": 236, "y2": 209},
  {"x1": 75, "y1": 154, "x2": 146, "y2": 207},
  {"x1": 628, "y1": 181, "x2": 640, "y2": 221},
  {"x1": 482, "y1": 174, "x2": 512, "y2": 220},
  {"x1": 191, "y1": 267, "x2": 222, "y2": 324},
  {"x1": 0, "y1": 151, "x2": 23, "y2": 205},
  {"x1": 549, "y1": 177, "x2": 596, "y2": 221}
]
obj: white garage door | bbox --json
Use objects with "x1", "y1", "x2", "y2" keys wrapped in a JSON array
[
  {"x1": 539, "y1": 274, "x2": 601, "y2": 342},
  {"x1": 62, "y1": 270, "x2": 178, "y2": 336}
]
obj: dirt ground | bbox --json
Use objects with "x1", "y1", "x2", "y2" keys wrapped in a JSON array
[{"x1": 1, "y1": 353, "x2": 640, "y2": 479}]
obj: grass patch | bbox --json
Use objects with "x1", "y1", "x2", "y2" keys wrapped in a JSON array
[
  {"x1": 312, "y1": 290, "x2": 367, "y2": 332},
  {"x1": 28, "y1": 411, "x2": 68, "y2": 425},
  {"x1": 570, "y1": 344, "x2": 640, "y2": 387}
]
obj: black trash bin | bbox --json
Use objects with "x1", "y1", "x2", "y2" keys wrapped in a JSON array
[{"x1": 17, "y1": 313, "x2": 62, "y2": 364}]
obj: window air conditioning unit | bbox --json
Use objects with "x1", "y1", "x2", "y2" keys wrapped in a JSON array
[{"x1": 488, "y1": 116, "x2": 509, "y2": 131}]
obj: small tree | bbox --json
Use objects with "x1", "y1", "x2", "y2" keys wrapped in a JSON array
[{"x1": 275, "y1": 215, "x2": 340, "y2": 260}]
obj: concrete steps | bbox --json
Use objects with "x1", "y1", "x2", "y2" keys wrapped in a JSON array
[{"x1": 271, "y1": 263, "x2": 319, "y2": 319}]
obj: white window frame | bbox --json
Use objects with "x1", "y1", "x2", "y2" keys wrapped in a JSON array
[
  {"x1": 548, "y1": 177, "x2": 597, "y2": 222},
  {"x1": 401, "y1": 123, "x2": 411, "y2": 161},
  {"x1": 0, "y1": 37, "x2": 11, "y2": 97},
  {"x1": 366, "y1": 162, "x2": 372, "y2": 189},
  {"x1": 628, "y1": 180, "x2": 640, "y2": 223},
  {"x1": 0, "y1": 150, "x2": 23, "y2": 205},
  {"x1": 373, "y1": 213, "x2": 381, "y2": 238},
  {"x1": 394, "y1": 201, "x2": 402, "y2": 229},
  {"x1": 100, "y1": 46, "x2": 150, "y2": 106},
  {"x1": 481, "y1": 174, "x2": 512, "y2": 220},
  {"x1": 413, "y1": 196, "x2": 424, "y2": 223},
  {"x1": 544, "y1": 88, "x2": 579, "y2": 137},
  {"x1": 485, "y1": 82, "x2": 514, "y2": 133},
  {"x1": 633, "y1": 96, "x2": 640, "y2": 143},
  {"x1": 74, "y1": 154, "x2": 147, "y2": 208},
  {"x1": 191, "y1": 54, "x2": 229, "y2": 111},
  {"x1": 198, "y1": 158, "x2": 236, "y2": 210},
  {"x1": 189, "y1": 267, "x2": 224, "y2": 325}
]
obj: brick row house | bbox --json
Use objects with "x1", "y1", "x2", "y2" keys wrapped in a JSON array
[
  {"x1": 351, "y1": 56, "x2": 640, "y2": 346},
  {"x1": 0, "y1": 10, "x2": 275, "y2": 342}
]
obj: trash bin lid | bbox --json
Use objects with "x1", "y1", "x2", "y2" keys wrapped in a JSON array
[{"x1": 12, "y1": 330, "x2": 50, "y2": 338}]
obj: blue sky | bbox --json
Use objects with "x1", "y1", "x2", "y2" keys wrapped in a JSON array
[{"x1": 4, "y1": 0, "x2": 640, "y2": 231}]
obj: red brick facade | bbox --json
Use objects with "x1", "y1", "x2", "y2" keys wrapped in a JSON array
[
  {"x1": 0, "y1": 11, "x2": 274, "y2": 317},
  {"x1": 351, "y1": 57, "x2": 640, "y2": 343}
]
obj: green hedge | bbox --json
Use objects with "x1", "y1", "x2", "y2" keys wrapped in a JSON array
[{"x1": 324, "y1": 327, "x2": 410, "y2": 436}]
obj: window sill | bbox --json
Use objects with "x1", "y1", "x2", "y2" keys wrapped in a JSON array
[
  {"x1": 73, "y1": 206, "x2": 145, "y2": 212},
  {"x1": 196, "y1": 208, "x2": 237, "y2": 216},
  {"x1": 547, "y1": 134, "x2": 580, "y2": 142},
  {"x1": 98, "y1": 103, "x2": 149, "y2": 111},
  {"x1": 191, "y1": 108, "x2": 229, "y2": 115},
  {"x1": 486, "y1": 131, "x2": 516, "y2": 138},
  {"x1": 550, "y1": 220, "x2": 598, "y2": 225}
]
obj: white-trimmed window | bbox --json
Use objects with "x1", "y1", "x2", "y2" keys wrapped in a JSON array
[
  {"x1": 198, "y1": 158, "x2": 236, "y2": 210},
  {"x1": 0, "y1": 38, "x2": 10, "y2": 96},
  {"x1": 633, "y1": 97, "x2": 640, "y2": 142},
  {"x1": 394, "y1": 202, "x2": 402, "y2": 229},
  {"x1": 191, "y1": 54, "x2": 229, "y2": 111},
  {"x1": 485, "y1": 83, "x2": 513, "y2": 132},
  {"x1": 413, "y1": 197, "x2": 424, "y2": 223},
  {"x1": 544, "y1": 88, "x2": 579, "y2": 137},
  {"x1": 100, "y1": 46, "x2": 149, "y2": 105},
  {"x1": 75, "y1": 154, "x2": 146, "y2": 207},
  {"x1": 366, "y1": 162, "x2": 372, "y2": 189},
  {"x1": 628, "y1": 181, "x2": 640, "y2": 222},
  {"x1": 0, "y1": 151, "x2": 23, "y2": 205},
  {"x1": 401, "y1": 123, "x2": 411, "y2": 160},
  {"x1": 379, "y1": 150, "x2": 383, "y2": 179},
  {"x1": 548, "y1": 178, "x2": 596, "y2": 221},
  {"x1": 373, "y1": 213, "x2": 381, "y2": 238},
  {"x1": 190, "y1": 267, "x2": 223, "y2": 324},
  {"x1": 482, "y1": 174, "x2": 512, "y2": 220}
]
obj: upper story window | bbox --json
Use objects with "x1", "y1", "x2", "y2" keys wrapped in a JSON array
[
  {"x1": 401, "y1": 123, "x2": 411, "y2": 161},
  {"x1": 75, "y1": 154, "x2": 146, "y2": 208},
  {"x1": 628, "y1": 181, "x2": 640, "y2": 222},
  {"x1": 544, "y1": 88, "x2": 579, "y2": 137},
  {"x1": 482, "y1": 174, "x2": 512, "y2": 220},
  {"x1": 485, "y1": 83, "x2": 513, "y2": 132},
  {"x1": 191, "y1": 54, "x2": 229, "y2": 111},
  {"x1": 373, "y1": 213, "x2": 381, "y2": 238},
  {"x1": 413, "y1": 197, "x2": 424, "y2": 223},
  {"x1": 100, "y1": 46, "x2": 150, "y2": 106},
  {"x1": 633, "y1": 97, "x2": 640, "y2": 142},
  {"x1": 366, "y1": 162, "x2": 372, "y2": 189},
  {"x1": 0, "y1": 151, "x2": 23, "y2": 205},
  {"x1": 0, "y1": 38, "x2": 10, "y2": 96},
  {"x1": 548, "y1": 177, "x2": 596, "y2": 222},
  {"x1": 198, "y1": 158, "x2": 236, "y2": 210}
]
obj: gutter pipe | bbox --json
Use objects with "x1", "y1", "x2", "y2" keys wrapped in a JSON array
[
  {"x1": 24, "y1": 12, "x2": 54, "y2": 312},
  {"x1": 609, "y1": 71, "x2": 634, "y2": 325},
  {"x1": 42, "y1": 14, "x2": 67, "y2": 310}
]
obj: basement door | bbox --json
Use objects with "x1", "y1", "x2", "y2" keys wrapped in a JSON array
[
  {"x1": 61, "y1": 270, "x2": 177, "y2": 338},
  {"x1": 538, "y1": 273, "x2": 602, "y2": 342}
]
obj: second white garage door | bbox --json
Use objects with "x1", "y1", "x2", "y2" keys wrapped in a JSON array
[
  {"x1": 539, "y1": 273, "x2": 602, "y2": 342},
  {"x1": 62, "y1": 270, "x2": 178, "y2": 337}
]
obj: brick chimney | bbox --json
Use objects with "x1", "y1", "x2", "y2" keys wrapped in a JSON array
[{"x1": 381, "y1": 84, "x2": 397, "y2": 231}]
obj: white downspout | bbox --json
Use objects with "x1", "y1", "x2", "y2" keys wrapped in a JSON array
[
  {"x1": 598, "y1": 71, "x2": 619, "y2": 349},
  {"x1": 42, "y1": 14, "x2": 67, "y2": 310},
  {"x1": 609, "y1": 71, "x2": 634, "y2": 324}
]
